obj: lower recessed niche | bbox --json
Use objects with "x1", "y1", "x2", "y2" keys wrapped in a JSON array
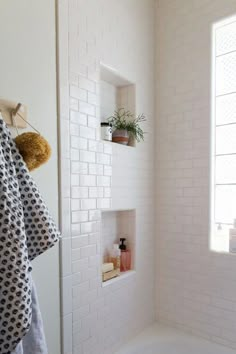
[{"x1": 101, "y1": 209, "x2": 136, "y2": 285}]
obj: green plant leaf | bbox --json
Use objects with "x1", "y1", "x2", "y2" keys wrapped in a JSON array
[{"x1": 107, "y1": 108, "x2": 146, "y2": 143}]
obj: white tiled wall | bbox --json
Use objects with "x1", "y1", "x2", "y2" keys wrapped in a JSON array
[
  {"x1": 102, "y1": 211, "x2": 118, "y2": 258},
  {"x1": 58, "y1": 0, "x2": 156, "y2": 353},
  {"x1": 100, "y1": 81, "x2": 117, "y2": 120},
  {"x1": 100, "y1": 73, "x2": 136, "y2": 146},
  {"x1": 117, "y1": 86, "x2": 136, "y2": 116},
  {"x1": 156, "y1": 0, "x2": 236, "y2": 350}
]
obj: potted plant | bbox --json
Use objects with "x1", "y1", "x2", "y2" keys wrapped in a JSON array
[{"x1": 108, "y1": 108, "x2": 146, "y2": 145}]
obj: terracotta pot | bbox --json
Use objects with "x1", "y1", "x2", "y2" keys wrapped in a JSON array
[{"x1": 112, "y1": 129, "x2": 129, "y2": 145}]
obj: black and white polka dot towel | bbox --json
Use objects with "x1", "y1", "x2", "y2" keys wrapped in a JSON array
[{"x1": 0, "y1": 114, "x2": 60, "y2": 354}]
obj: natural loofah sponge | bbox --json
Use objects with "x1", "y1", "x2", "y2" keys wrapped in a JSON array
[{"x1": 14, "y1": 132, "x2": 51, "y2": 171}]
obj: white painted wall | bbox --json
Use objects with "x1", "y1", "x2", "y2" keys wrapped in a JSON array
[
  {"x1": 156, "y1": 0, "x2": 236, "y2": 350},
  {"x1": 0, "y1": 2, "x2": 60, "y2": 354}
]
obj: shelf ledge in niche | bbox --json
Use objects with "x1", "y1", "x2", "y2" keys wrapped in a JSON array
[
  {"x1": 102, "y1": 140, "x2": 136, "y2": 148},
  {"x1": 101, "y1": 207, "x2": 135, "y2": 213},
  {"x1": 102, "y1": 270, "x2": 136, "y2": 287}
]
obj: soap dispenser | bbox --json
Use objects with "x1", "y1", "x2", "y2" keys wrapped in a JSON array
[
  {"x1": 229, "y1": 219, "x2": 236, "y2": 253},
  {"x1": 119, "y1": 238, "x2": 131, "y2": 272},
  {"x1": 120, "y1": 238, "x2": 127, "y2": 251}
]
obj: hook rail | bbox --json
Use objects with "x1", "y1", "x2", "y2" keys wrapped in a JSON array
[{"x1": 0, "y1": 99, "x2": 27, "y2": 128}]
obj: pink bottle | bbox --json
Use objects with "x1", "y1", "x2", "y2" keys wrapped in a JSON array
[{"x1": 119, "y1": 238, "x2": 131, "y2": 272}]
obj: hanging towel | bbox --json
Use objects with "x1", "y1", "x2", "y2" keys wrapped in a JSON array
[
  {"x1": 0, "y1": 114, "x2": 60, "y2": 354},
  {"x1": 11, "y1": 276, "x2": 48, "y2": 354}
]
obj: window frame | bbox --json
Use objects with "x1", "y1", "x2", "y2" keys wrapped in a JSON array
[{"x1": 210, "y1": 15, "x2": 236, "y2": 253}]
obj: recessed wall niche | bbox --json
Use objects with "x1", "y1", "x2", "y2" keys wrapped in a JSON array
[
  {"x1": 101, "y1": 209, "x2": 136, "y2": 285},
  {"x1": 100, "y1": 63, "x2": 136, "y2": 146}
]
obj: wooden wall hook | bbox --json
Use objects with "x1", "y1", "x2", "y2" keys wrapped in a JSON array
[
  {"x1": 0, "y1": 99, "x2": 27, "y2": 128},
  {"x1": 12, "y1": 103, "x2": 23, "y2": 116}
]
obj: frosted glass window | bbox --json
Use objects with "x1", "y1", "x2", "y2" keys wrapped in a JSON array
[
  {"x1": 216, "y1": 155, "x2": 236, "y2": 184},
  {"x1": 216, "y1": 21, "x2": 236, "y2": 56},
  {"x1": 211, "y1": 16, "x2": 236, "y2": 252},
  {"x1": 215, "y1": 124, "x2": 236, "y2": 154},
  {"x1": 216, "y1": 93, "x2": 236, "y2": 125},
  {"x1": 216, "y1": 52, "x2": 236, "y2": 96},
  {"x1": 215, "y1": 186, "x2": 236, "y2": 224}
]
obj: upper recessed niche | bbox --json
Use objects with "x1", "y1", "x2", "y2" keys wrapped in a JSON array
[{"x1": 100, "y1": 63, "x2": 136, "y2": 146}]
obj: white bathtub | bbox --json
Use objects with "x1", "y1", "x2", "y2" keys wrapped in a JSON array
[{"x1": 116, "y1": 323, "x2": 235, "y2": 354}]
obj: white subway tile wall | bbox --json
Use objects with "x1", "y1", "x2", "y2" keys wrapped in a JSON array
[
  {"x1": 58, "y1": 0, "x2": 156, "y2": 353},
  {"x1": 156, "y1": 0, "x2": 236, "y2": 350}
]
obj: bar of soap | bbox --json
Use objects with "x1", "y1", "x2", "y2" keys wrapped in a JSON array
[{"x1": 102, "y1": 262, "x2": 114, "y2": 273}]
